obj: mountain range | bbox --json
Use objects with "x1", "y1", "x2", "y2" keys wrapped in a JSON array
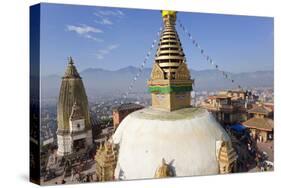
[{"x1": 41, "y1": 66, "x2": 273, "y2": 100}]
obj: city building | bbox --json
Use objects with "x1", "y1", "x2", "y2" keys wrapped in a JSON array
[
  {"x1": 56, "y1": 57, "x2": 93, "y2": 156},
  {"x1": 112, "y1": 103, "x2": 144, "y2": 130},
  {"x1": 112, "y1": 10, "x2": 237, "y2": 180},
  {"x1": 200, "y1": 90, "x2": 251, "y2": 125},
  {"x1": 243, "y1": 104, "x2": 274, "y2": 142},
  {"x1": 248, "y1": 103, "x2": 273, "y2": 119}
]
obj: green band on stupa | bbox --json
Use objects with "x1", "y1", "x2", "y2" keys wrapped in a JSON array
[{"x1": 148, "y1": 85, "x2": 193, "y2": 94}]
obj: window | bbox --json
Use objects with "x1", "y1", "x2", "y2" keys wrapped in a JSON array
[{"x1": 77, "y1": 123, "x2": 80, "y2": 128}]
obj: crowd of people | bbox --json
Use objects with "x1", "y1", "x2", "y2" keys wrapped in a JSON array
[
  {"x1": 226, "y1": 126, "x2": 273, "y2": 172},
  {"x1": 43, "y1": 145, "x2": 97, "y2": 184}
]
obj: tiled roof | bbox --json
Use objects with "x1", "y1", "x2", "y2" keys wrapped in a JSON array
[
  {"x1": 242, "y1": 117, "x2": 273, "y2": 131},
  {"x1": 208, "y1": 95, "x2": 230, "y2": 99},
  {"x1": 216, "y1": 95, "x2": 231, "y2": 99},
  {"x1": 248, "y1": 105, "x2": 272, "y2": 115}
]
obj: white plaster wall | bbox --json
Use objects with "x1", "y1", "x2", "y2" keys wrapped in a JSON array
[
  {"x1": 57, "y1": 135, "x2": 72, "y2": 156},
  {"x1": 113, "y1": 108, "x2": 230, "y2": 180},
  {"x1": 69, "y1": 119, "x2": 85, "y2": 132}
]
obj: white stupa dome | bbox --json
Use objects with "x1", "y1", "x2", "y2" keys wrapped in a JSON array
[{"x1": 112, "y1": 107, "x2": 231, "y2": 180}]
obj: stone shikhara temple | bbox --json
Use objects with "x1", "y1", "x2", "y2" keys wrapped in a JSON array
[{"x1": 56, "y1": 57, "x2": 93, "y2": 156}]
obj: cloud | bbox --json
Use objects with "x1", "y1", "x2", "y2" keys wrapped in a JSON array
[
  {"x1": 84, "y1": 34, "x2": 104, "y2": 42},
  {"x1": 108, "y1": 44, "x2": 119, "y2": 50},
  {"x1": 94, "y1": 9, "x2": 124, "y2": 17},
  {"x1": 93, "y1": 9, "x2": 124, "y2": 25},
  {"x1": 66, "y1": 24, "x2": 102, "y2": 34},
  {"x1": 66, "y1": 24, "x2": 103, "y2": 42},
  {"x1": 95, "y1": 18, "x2": 113, "y2": 25},
  {"x1": 95, "y1": 44, "x2": 119, "y2": 60}
]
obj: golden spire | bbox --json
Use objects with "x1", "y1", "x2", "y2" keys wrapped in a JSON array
[
  {"x1": 147, "y1": 10, "x2": 193, "y2": 111},
  {"x1": 95, "y1": 140, "x2": 117, "y2": 181}
]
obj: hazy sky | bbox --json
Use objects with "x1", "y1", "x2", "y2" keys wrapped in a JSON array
[{"x1": 40, "y1": 3, "x2": 274, "y2": 76}]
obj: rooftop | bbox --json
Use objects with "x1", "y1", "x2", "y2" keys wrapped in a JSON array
[
  {"x1": 242, "y1": 117, "x2": 273, "y2": 131},
  {"x1": 209, "y1": 95, "x2": 230, "y2": 99},
  {"x1": 248, "y1": 104, "x2": 272, "y2": 115},
  {"x1": 113, "y1": 103, "x2": 144, "y2": 112}
]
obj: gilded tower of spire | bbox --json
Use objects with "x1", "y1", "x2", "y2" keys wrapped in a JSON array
[
  {"x1": 148, "y1": 11, "x2": 193, "y2": 111},
  {"x1": 95, "y1": 141, "x2": 118, "y2": 181},
  {"x1": 57, "y1": 57, "x2": 93, "y2": 156},
  {"x1": 218, "y1": 141, "x2": 237, "y2": 174}
]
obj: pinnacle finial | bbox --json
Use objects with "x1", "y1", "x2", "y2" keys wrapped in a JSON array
[
  {"x1": 161, "y1": 10, "x2": 177, "y2": 26},
  {"x1": 162, "y1": 10, "x2": 177, "y2": 17},
  {"x1": 99, "y1": 142, "x2": 102, "y2": 150},
  {"x1": 104, "y1": 141, "x2": 108, "y2": 151},
  {"x1": 68, "y1": 56, "x2": 74, "y2": 65},
  {"x1": 161, "y1": 158, "x2": 166, "y2": 165}
]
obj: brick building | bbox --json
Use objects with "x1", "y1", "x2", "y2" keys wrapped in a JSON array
[
  {"x1": 201, "y1": 90, "x2": 255, "y2": 125},
  {"x1": 112, "y1": 103, "x2": 144, "y2": 130}
]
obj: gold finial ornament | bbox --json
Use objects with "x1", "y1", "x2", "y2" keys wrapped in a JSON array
[
  {"x1": 161, "y1": 10, "x2": 176, "y2": 17},
  {"x1": 154, "y1": 158, "x2": 172, "y2": 178}
]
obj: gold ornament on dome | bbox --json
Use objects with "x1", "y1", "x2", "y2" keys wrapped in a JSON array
[{"x1": 151, "y1": 63, "x2": 164, "y2": 80}]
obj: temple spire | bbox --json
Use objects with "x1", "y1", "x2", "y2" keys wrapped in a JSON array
[{"x1": 147, "y1": 10, "x2": 193, "y2": 111}]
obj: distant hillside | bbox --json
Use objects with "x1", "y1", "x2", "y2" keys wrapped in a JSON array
[{"x1": 41, "y1": 66, "x2": 273, "y2": 100}]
